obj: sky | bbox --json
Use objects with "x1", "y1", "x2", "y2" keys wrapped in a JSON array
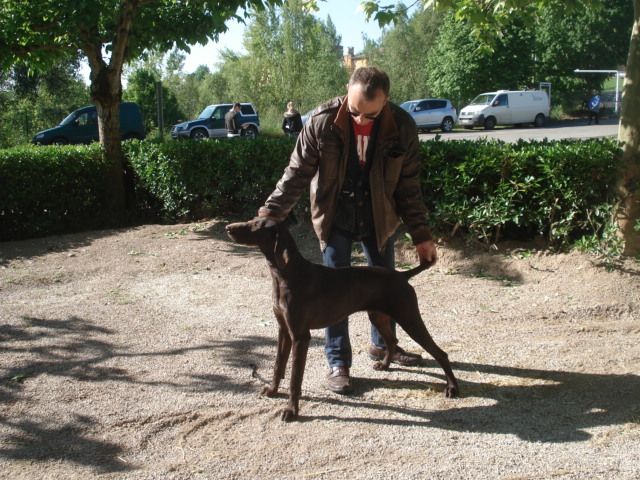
[{"x1": 181, "y1": 0, "x2": 388, "y2": 73}]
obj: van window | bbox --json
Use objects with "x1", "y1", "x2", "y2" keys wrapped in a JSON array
[
  {"x1": 77, "y1": 111, "x2": 97, "y2": 126},
  {"x1": 429, "y1": 100, "x2": 447, "y2": 109},
  {"x1": 470, "y1": 94, "x2": 494, "y2": 105},
  {"x1": 493, "y1": 94, "x2": 508, "y2": 107}
]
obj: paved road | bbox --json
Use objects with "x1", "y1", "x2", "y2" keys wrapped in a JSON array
[{"x1": 418, "y1": 117, "x2": 619, "y2": 142}]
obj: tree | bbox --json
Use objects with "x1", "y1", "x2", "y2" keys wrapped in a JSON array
[
  {"x1": 124, "y1": 67, "x2": 184, "y2": 134},
  {"x1": 362, "y1": 0, "x2": 640, "y2": 255},
  {"x1": 217, "y1": 0, "x2": 347, "y2": 123},
  {"x1": 364, "y1": 6, "x2": 444, "y2": 103},
  {"x1": 0, "y1": 59, "x2": 89, "y2": 147},
  {"x1": 534, "y1": 0, "x2": 633, "y2": 110},
  {"x1": 0, "y1": 0, "x2": 283, "y2": 214},
  {"x1": 426, "y1": 14, "x2": 535, "y2": 108}
]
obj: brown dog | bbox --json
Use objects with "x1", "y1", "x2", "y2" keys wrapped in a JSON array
[{"x1": 226, "y1": 217, "x2": 459, "y2": 421}]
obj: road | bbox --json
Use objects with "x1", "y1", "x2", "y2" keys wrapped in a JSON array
[{"x1": 418, "y1": 117, "x2": 619, "y2": 142}]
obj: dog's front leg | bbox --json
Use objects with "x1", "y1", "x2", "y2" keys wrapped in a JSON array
[
  {"x1": 282, "y1": 331, "x2": 310, "y2": 422},
  {"x1": 262, "y1": 320, "x2": 291, "y2": 397}
]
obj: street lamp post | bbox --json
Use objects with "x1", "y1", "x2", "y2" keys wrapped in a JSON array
[{"x1": 574, "y1": 69, "x2": 624, "y2": 114}]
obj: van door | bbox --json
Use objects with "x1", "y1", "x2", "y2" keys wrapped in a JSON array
[
  {"x1": 491, "y1": 93, "x2": 512, "y2": 125},
  {"x1": 74, "y1": 109, "x2": 99, "y2": 143}
]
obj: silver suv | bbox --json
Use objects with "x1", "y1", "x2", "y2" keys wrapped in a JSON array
[
  {"x1": 400, "y1": 98, "x2": 457, "y2": 133},
  {"x1": 171, "y1": 103, "x2": 260, "y2": 140}
]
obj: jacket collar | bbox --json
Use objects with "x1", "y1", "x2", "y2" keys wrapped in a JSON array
[{"x1": 334, "y1": 95, "x2": 399, "y2": 144}]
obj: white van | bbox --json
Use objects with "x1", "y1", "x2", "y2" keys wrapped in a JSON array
[{"x1": 457, "y1": 90, "x2": 550, "y2": 130}]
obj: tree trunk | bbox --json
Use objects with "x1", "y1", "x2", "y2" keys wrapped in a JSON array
[
  {"x1": 91, "y1": 66, "x2": 126, "y2": 216},
  {"x1": 616, "y1": 0, "x2": 640, "y2": 256}
]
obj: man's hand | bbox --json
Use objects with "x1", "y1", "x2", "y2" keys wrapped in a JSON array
[{"x1": 415, "y1": 240, "x2": 437, "y2": 267}]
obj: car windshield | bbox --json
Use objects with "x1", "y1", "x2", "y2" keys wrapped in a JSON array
[
  {"x1": 399, "y1": 101, "x2": 416, "y2": 112},
  {"x1": 469, "y1": 94, "x2": 496, "y2": 106},
  {"x1": 198, "y1": 106, "x2": 216, "y2": 119},
  {"x1": 59, "y1": 112, "x2": 77, "y2": 126}
]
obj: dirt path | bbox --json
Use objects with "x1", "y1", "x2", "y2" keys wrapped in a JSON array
[{"x1": 1, "y1": 220, "x2": 639, "y2": 479}]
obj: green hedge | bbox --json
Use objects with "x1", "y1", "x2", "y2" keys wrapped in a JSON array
[
  {"x1": 0, "y1": 144, "x2": 113, "y2": 241},
  {"x1": 0, "y1": 137, "x2": 621, "y2": 246},
  {"x1": 126, "y1": 137, "x2": 295, "y2": 220},
  {"x1": 421, "y1": 137, "x2": 620, "y2": 246}
]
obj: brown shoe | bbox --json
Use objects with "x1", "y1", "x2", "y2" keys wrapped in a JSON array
[
  {"x1": 368, "y1": 345, "x2": 422, "y2": 366},
  {"x1": 326, "y1": 366, "x2": 352, "y2": 394}
]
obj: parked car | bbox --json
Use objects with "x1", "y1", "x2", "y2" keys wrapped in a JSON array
[
  {"x1": 171, "y1": 103, "x2": 260, "y2": 140},
  {"x1": 458, "y1": 90, "x2": 549, "y2": 130},
  {"x1": 32, "y1": 102, "x2": 145, "y2": 145},
  {"x1": 399, "y1": 98, "x2": 457, "y2": 133}
]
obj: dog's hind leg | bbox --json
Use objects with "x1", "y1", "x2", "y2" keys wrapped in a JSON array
[
  {"x1": 368, "y1": 311, "x2": 398, "y2": 371},
  {"x1": 397, "y1": 311, "x2": 459, "y2": 398},
  {"x1": 262, "y1": 316, "x2": 291, "y2": 397},
  {"x1": 282, "y1": 330, "x2": 310, "y2": 421}
]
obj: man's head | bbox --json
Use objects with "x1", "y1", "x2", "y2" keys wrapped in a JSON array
[
  {"x1": 346, "y1": 67, "x2": 389, "y2": 125},
  {"x1": 233, "y1": 102, "x2": 241, "y2": 112}
]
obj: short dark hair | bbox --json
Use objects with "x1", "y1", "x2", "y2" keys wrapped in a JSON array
[
  {"x1": 233, "y1": 102, "x2": 241, "y2": 109},
  {"x1": 348, "y1": 67, "x2": 390, "y2": 99}
]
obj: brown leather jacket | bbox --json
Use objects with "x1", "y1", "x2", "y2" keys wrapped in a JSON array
[{"x1": 260, "y1": 95, "x2": 432, "y2": 251}]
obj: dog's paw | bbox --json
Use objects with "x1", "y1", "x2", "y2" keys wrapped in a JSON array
[
  {"x1": 281, "y1": 407, "x2": 298, "y2": 422},
  {"x1": 261, "y1": 385, "x2": 278, "y2": 397},
  {"x1": 444, "y1": 383, "x2": 459, "y2": 398},
  {"x1": 372, "y1": 361, "x2": 389, "y2": 371}
]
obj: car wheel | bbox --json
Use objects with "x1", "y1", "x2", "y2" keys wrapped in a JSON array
[
  {"x1": 191, "y1": 128, "x2": 209, "y2": 140},
  {"x1": 441, "y1": 117, "x2": 454, "y2": 133},
  {"x1": 534, "y1": 113, "x2": 545, "y2": 128},
  {"x1": 51, "y1": 137, "x2": 68, "y2": 145},
  {"x1": 243, "y1": 126, "x2": 258, "y2": 139},
  {"x1": 483, "y1": 117, "x2": 496, "y2": 130}
]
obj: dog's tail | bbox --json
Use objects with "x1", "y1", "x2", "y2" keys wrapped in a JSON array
[{"x1": 400, "y1": 261, "x2": 434, "y2": 280}]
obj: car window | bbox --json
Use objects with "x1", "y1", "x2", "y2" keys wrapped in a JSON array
[
  {"x1": 198, "y1": 106, "x2": 216, "y2": 119},
  {"x1": 212, "y1": 107, "x2": 226, "y2": 120},
  {"x1": 416, "y1": 101, "x2": 430, "y2": 111},
  {"x1": 399, "y1": 102, "x2": 414, "y2": 112},
  {"x1": 240, "y1": 105, "x2": 255, "y2": 115},
  {"x1": 431, "y1": 100, "x2": 447, "y2": 109}
]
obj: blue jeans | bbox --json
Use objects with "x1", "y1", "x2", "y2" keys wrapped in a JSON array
[{"x1": 323, "y1": 229, "x2": 396, "y2": 368}]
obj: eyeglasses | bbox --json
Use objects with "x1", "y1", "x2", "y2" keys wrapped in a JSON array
[{"x1": 347, "y1": 104, "x2": 384, "y2": 120}]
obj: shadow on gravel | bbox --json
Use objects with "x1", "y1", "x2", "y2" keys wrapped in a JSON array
[
  {"x1": 0, "y1": 415, "x2": 129, "y2": 473},
  {"x1": 0, "y1": 316, "x2": 272, "y2": 472},
  {"x1": 297, "y1": 361, "x2": 640, "y2": 444},
  {"x1": 0, "y1": 227, "x2": 135, "y2": 267}
]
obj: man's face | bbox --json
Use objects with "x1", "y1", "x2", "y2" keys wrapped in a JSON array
[{"x1": 346, "y1": 83, "x2": 387, "y2": 126}]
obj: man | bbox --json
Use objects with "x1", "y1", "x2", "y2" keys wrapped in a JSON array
[
  {"x1": 225, "y1": 103, "x2": 243, "y2": 137},
  {"x1": 258, "y1": 67, "x2": 437, "y2": 393},
  {"x1": 588, "y1": 90, "x2": 601, "y2": 125}
]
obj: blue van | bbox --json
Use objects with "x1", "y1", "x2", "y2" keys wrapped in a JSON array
[{"x1": 32, "y1": 102, "x2": 145, "y2": 145}]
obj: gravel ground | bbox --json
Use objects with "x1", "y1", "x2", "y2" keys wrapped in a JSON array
[{"x1": 1, "y1": 219, "x2": 639, "y2": 479}]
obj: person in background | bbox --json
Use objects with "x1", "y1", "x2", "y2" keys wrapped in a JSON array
[
  {"x1": 258, "y1": 67, "x2": 436, "y2": 394},
  {"x1": 282, "y1": 101, "x2": 303, "y2": 138},
  {"x1": 588, "y1": 90, "x2": 601, "y2": 125},
  {"x1": 225, "y1": 103, "x2": 243, "y2": 137}
]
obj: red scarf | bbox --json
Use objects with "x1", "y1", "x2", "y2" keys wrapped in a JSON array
[{"x1": 351, "y1": 119, "x2": 374, "y2": 168}]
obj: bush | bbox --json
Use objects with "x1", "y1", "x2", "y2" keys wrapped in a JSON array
[
  {"x1": 125, "y1": 137, "x2": 296, "y2": 220},
  {"x1": 0, "y1": 144, "x2": 113, "y2": 241},
  {"x1": 0, "y1": 137, "x2": 621, "y2": 248},
  {"x1": 421, "y1": 137, "x2": 621, "y2": 246}
]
